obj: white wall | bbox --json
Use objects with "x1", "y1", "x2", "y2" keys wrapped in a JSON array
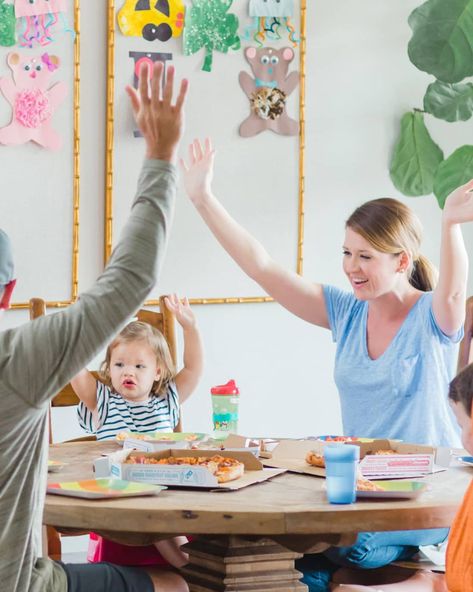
[{"x1": 3, "y1": 0, "x2": 473, "y2": 497}]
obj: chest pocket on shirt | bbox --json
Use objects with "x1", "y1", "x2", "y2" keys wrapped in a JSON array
[{"x1": 392, "y1": 354, "x2": 420, "y2": 398}]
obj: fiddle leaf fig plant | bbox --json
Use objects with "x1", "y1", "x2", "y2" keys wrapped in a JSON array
[{"x1": 390, "y1": 0, "x2": 473, "y2": 208}]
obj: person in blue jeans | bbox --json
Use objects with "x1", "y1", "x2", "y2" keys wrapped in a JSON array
[{"x1": 179, "y1": 138, "x2": 473, "y2": 590}]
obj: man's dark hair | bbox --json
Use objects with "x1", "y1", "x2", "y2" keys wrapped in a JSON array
[{"x1": 449, "y1": 364, "x2": 473, "y2": 416}]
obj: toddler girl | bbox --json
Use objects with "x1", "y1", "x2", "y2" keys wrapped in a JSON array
[{"x1": 71, "y1": 294, "x2": 203, "y2": 569}]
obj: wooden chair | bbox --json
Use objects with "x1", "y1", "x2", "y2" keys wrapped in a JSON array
[{"x1": 29, "y1": 295, "x2": 180, "y2": 559}]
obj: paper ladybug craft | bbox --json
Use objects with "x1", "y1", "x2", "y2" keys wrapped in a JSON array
[
  {"x1": 239, "y1": 46, "x2": 299, "y2": 137},
  {"x1": 0, "y1": 52, "x2": 67, "y2": 150},
  {"x1": 118, "y1": 0, "x2": 185, "y2": 42}
]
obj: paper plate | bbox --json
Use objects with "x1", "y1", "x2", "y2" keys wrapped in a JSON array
[
  {"x1": 356, "y1": 480, "x2": 427, "y2": 499},
  {"x1": 116, "y1": 431, "x2": 207, "y2": 444},
  {"x1": 314, "y1": 435, "x2": 374, "y2": 443},
  {"x1": 47, "y1": 478, "x2": 167, "y2": 499}
]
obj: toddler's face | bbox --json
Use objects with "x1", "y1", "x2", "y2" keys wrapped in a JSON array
[
  {"x1": 450, "y1": 400, "x2": 473, "y2": 454},
  {"x1": 109, "y1": 340, "x2": 160, "y2": 402}
]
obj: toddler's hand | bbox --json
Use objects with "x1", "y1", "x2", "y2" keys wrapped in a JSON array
[
  {"x1": 180, "y1": 138, "x2": 215, "y2": 207},
  {"x1": 164, "y1": 294, "x2": 196, "y2": 329}
]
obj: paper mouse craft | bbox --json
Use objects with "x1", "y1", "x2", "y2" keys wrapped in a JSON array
[
  {"x1": 0, "y1": 52, "x2": 67, "y2": 150},
  {"x1": 239, "y1": 46, "x2": 299, "y2": 137}
]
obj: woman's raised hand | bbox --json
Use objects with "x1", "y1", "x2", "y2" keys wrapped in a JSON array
[
  {"x1": 180, "y1": 138, "x2": 215, "y2": 207},
  {"x1": 443, "y1": 179, "x2": 473, "y2": 225},
  {"x1": 126, "y1": 61, "x2": 189, "y2": 163}
]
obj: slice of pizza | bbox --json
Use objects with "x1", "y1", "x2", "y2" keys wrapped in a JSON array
[
  {"x1": 211, "y1": 456, "x2": 245, "y2": 483},
  {"x1": 306, "y1": 450, "x2": 325, "y2": 468}
]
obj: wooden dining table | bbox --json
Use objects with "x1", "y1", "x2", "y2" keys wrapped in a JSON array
[{"x1": 46, "y1": 441, "x2": 472, "y2": 592}]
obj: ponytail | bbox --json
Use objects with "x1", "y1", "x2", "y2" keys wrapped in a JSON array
[{"x1": 409, "y1": 254, "x2": 437, "y2": 292}]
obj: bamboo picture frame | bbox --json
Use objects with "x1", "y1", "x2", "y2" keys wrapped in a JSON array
[
  {"x1": 105, "y1": 0, "x2": 306, "y2": 306},
  {"x1": 10, "y1": 0, "x2": 81, "y2": 310}
]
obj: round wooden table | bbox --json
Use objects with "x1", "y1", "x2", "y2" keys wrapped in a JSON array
[{"x1": 47, "y1": 441, "x2": 471, "y2": 592}]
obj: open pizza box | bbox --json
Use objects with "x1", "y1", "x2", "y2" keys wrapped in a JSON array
[
  {"x1": 263, "y1": 439, "x2": 444, "y2": 479},
  {"x1": 96, "y1": 448, "x2": 285, "y2": 490}
]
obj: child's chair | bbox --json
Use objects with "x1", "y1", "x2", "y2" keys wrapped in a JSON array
[{"x1": 29, "y1": 295, "x2": 181, "y2": 559}]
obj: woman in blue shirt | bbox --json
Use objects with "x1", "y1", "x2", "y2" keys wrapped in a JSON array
[{"x1": 180, "y1": 138, "x2": 473, "y2": 591}]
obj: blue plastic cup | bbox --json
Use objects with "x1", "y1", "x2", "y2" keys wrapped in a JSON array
[{"x1": 324, "y1": 444, "x2": 360, "y2": 504}]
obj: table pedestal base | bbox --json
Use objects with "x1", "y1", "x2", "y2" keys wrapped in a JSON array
[{"x1": 182, "y1": 536, "x2": 308, "y2": 592}]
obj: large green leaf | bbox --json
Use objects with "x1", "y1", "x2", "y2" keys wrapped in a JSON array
[
  {"x1": 408, "y1": 0, "x2": 473, "y2": 83},
  {"x1": 389, "y1": 111, "x2": 444, "y2": 196},
  {"x1": 424, "y1": 80, "x2": 473, "y2": 121},
  {"x1": 433, "y1": 145, "x2": 473, "y2": 208}
]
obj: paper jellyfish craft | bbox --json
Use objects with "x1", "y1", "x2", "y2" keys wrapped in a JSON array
[
  {"x1": 118, "y1": 0, "x2": 185, "y2": 42},
  {"x1": 245, "y1": 0, "x2": 298, "y2": 47},
  {"x1": 15, "y1": 0, "x2": 72, "y2": 48},
  {"x1": 239, "y1": 46, "x2": 299, "y2": 137},
  {"x1": 0, "y1": 52, "x2": 67, "y2": 150}
]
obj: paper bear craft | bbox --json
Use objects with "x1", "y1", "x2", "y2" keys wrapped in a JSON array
[
  {"x1": 239, "y1": 46, "x2": 299, "y2": 137},
  {"x1": 0, "y1": 52, "x2": 67, "y2": 150}
]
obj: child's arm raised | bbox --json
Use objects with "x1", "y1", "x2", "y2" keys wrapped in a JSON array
[
  {"x1": 71, "y1": 369, "x2": 98, "y2": 413},
  {"x1": 180, "y1": 138, "x2": 330, "y2": 329},
  {"x1": 165, "y1": 294, "x2": 203, "y2": 403}
]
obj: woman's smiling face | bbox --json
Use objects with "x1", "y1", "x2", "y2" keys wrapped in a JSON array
[{"x1": 342, "y1": 227, "x2": 404, "y2": 300}]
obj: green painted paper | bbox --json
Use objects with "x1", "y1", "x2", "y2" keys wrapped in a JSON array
[
  {"x1": 183, "y1": 0, "x2": 240, "y2": 72},
  {"x1": 0, "y1": 0, "x2": 16, "y2": 47}
]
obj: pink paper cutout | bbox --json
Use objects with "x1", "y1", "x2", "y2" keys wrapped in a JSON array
[
  {"x1": 239, "y1": 46, "x2": 299, "y2": 137},
  {"x1": 0, "y1": 52, "x2": 67, "y2": 150},
  {"x1": 14, "y1": 0, "x2": 66, "y2": 18}
]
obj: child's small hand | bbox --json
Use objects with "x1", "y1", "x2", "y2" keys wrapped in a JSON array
[
  {"x1": 179, "y1": 138, "x2": 215, "y2": 207},
  {"x1": 164, "y1": 294, "x2": 196, "y2": 329}
]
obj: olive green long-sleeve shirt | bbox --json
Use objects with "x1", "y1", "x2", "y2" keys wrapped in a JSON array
[{"x1": 0, "y1": 160, "x2": 177, "y2": 592}]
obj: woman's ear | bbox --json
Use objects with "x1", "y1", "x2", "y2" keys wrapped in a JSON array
[{"x1": 398, "y1": 252, "x2": 410, "y2": 273}]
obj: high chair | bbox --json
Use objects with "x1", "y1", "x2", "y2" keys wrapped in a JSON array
[{"x1": 29, "y1": 295, "x2": 181, "y2": 559}]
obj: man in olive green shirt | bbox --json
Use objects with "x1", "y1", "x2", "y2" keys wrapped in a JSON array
[{"x1": 0, "y1": 63, "x2": 189, "y2": 592}]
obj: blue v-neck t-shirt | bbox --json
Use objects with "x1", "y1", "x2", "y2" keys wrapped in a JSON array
[{"x1": 323, "y1": 285, "x2": 462, "y2": 447}]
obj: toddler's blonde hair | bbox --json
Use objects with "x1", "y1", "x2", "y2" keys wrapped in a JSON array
[{"x1": 99, "y1": 321, "x2": 175, "y2": 397}]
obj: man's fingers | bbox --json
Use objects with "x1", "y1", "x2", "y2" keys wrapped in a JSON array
[
  {"x1": 163, "y1": 64, "x2": 174, "y2": 104},
  {"x1": 151, "y1": 61, "x2": 164, "y2": 109},
  {"x1": 138, "y1": 62, "x2": 151, "y2": 105},
  {"x1": 125, "y1": 86, "x2": 140, "y2": 116},
  {"x1": 174, "y1": 78, "x2": 189, "y2": 112}
]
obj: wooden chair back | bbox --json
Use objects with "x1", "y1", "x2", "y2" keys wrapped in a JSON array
[
  {"x1": 458, "y1": 295, "x2": 473, "y2": 373},
  {"x1": 29, "y1": 295, "x2": 181, "y2": 440}
]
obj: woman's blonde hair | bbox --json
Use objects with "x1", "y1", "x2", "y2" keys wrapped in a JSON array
[
  {"x1": 99, "y1": 321, "x2": 175, "y2": 397},
  {"x1": 346, "y1": 198, "x2": 437, "y2": 292}
]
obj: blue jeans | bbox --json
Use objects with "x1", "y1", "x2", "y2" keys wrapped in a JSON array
[{"x1": 296, "y1": 528, "x2": 448, "y2": 592}]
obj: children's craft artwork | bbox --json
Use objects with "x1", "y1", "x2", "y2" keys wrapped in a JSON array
[
  {"x1": 117, "y1": 0, "x2": 185, "y2": 42},
  {"x1": 0, "y1": 52, "x2": 67, "y2": 149},
  {"x1": 0, "y1": 0, "x2": 16, "y2": 46},
  {"x1": 15, "y1": 0, "x2": 72, "y2": 48},
  {"x1": 245, "y1": 0, "x2": 298, "y2": 47},
  {"x1": 239, "y1": 46, "x2": 299, "y2": 137},
  {"x1": 183, "y1": 0, "x2": 240, "y2": 73},
  {"x1": 129, "y1": 50, "x2": 172, "y2": 137}
]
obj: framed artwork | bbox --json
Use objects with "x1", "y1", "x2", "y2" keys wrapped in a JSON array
[
  {"x1": 106, "y1": 0, "x2": 307, "y2": 305},
  {"x1": 1, "y1": 0, "x2": 81, "y2": 309}
]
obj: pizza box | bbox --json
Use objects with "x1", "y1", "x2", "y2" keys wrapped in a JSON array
[
  {"x1": 197, "y1": 434, "x2": 260, "y2": 457},
  {"x1": 104, "y1": 448, "x2": 285, "y2": 490},
  {"x1": 263, "y1": 439, "x2": 440, "y2": 479}
]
